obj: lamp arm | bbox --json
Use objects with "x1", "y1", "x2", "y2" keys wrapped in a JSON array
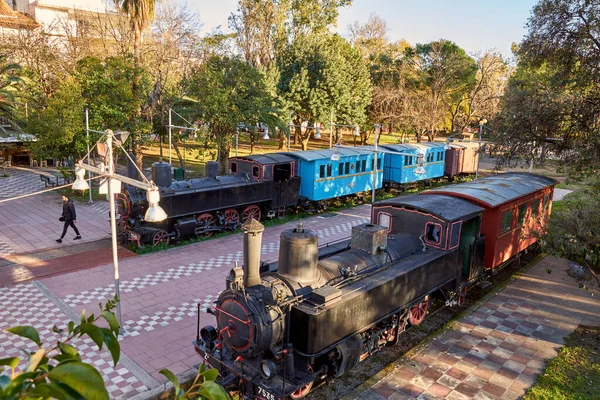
[{"x1": 76, "y1": 162, "x2": 155, "y2": 191}]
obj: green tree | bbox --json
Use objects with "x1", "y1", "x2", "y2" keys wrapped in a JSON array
[
  {"x1": 0, "y1": 55, "x2": 24, "y2": 117},
  {"x1": 277, "y1": 34, "x2": 371, "y2": 149},
  {"x1": 26, "y1": 77, "x2": 86, "y2": 161},
  {"x1": 184, "y1": 55, "x2": 287, "y2": 174},
  {"x1": 406, "y1": 40, "x2": 477, "y2": 141},
  {"x1": 75, "y1": 56, "x2": 150, "y2": 133},
  {"x1": 495, "y1": 0, "x2": 600, "y2": 177}
]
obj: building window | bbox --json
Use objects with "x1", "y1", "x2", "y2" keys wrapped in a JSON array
[
  {"x1": 326, "y1": 164, "x2": 332, "y2": 177},
  {"x1": 518, "y1": 203, "x2": 528, "y2": 226},
  {"x1": 424, "y1": 222, "x2": 442, "y2": 245},
  {"x1": 531, "y1": 198, "x2": 540, "y2": 216},
  {"x1": 319, "y1": 165, "x2": 325, "y2": 178},
  {"x1": 230, "y1": 162, "x2": 238, "y2": 173},
  {"x1": 501, "y1": 210, "x2": 513, "y2": 233}
]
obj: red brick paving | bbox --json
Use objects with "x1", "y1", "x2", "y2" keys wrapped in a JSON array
[{"x1": 344, "y1": 256, "x2": 600, "y2": 400}]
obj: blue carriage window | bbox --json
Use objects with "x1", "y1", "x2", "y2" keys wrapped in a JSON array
[
  {"x1": 377, "y1": 158, "x2": 382, "y2": 169},
  {"x1": 361, "y1": 159, "x2": 366, "y2": 172},
  {"x1": 319, "y1": 165, "x2": 325, "y2": 178},
  {"x1": 356, "y1": 161, "x2": 361, "y2": 172},
  {"x1": 327, "y1": 164, "x2": 332, "y2": 177},
  {"x1": 338, "y1": 163, "x2": 344, "y2": 175},
  {"x1": 345, "y1": 162, "x2": 350, "y2": 174}
]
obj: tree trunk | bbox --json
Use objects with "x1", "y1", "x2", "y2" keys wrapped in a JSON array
[
  {"x1": 294, "y1": 124, "x2": 302, "y2": 147},
  {"x1": 301, "y1": 133, "x2": 309, "y2": 151},
  {"x1": 334, "y1": 127, "x2": 340, "y2": 144},
  {"x1": 278, "y1": 129, "x2": 286, "y2": 150},
  {"x1": 218, "y1": 142, "x2": 230, "y2": 175},
  {"x1": 132, "y1": 25, "x2": 143, "y2": 178}
]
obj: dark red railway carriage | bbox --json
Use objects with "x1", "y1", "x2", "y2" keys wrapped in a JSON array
[{"x1": 424, "y1": 172, "x2": 557, "y2": 269}]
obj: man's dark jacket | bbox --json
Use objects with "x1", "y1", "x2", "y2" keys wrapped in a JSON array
[{"x1": 62, "y1": 200, "x2": 77, "y2": 221}]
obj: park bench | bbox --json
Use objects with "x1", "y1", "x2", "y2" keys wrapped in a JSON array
[{"x1": 40, "y1": 174, "x2": 57, "y2": 188}]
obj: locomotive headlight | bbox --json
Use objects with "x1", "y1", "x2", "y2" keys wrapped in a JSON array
[
  {"x1": 260, "y1": 359, "x2": 277, "y2": 379},
  {"x1": 144, "y1": 188, "x2": 168, "y2": 222}
]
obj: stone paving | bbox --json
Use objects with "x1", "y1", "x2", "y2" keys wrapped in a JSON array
[
  {"x1": 0, "y1": 167, "x2": 111, "y2": 255},
  {"x1": 345, "y1": 257, "x2": 600, "y2": 400},
  {"x1": 0, "y1": 205, "x2": 371, "y2": 399}
]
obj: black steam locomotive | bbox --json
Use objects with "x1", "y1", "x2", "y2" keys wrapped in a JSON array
[{"x1": 193, "y1": 173, "x2": 557, "y2": 399}]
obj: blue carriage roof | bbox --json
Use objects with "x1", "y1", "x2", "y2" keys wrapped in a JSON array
[
  {"x1": 380, "y1": 143, "x2": 446, "y2": 153},
  {"x1": 424, "y1": 172, "x2": 558, "y2": 208},
  {"x1": 376, "y1": 194, "x2": 484, "y2": 222},
  {"x1": 232, "y1": 154, "x2": 296, "y2": 165},
  {"x1": 282, "y1": 148, "x2": 372, "y2": 161}
]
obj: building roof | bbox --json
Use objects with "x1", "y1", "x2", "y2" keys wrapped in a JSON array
[
  {"x1": 0, "y1": 119, "x2": 36, "y2": 144},
  {"x1": 0, "y1": 2, "x2": 39, "y2": 30},
  {"x1": 282, "y1": 147, "x2": 372, "y2": 161},
  {"x1": 424, "y1": 172, "x2": 558, "y2": 208},
  {"x1": 233, "y1": 153, "x2": 296, "y2": 165},
  {"x1": 376, "y1": 194, "x2": 484, "y2": 222}
]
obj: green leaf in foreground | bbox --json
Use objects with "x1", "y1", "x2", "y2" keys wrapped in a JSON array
[
  {"x1": 48, "y1": 361, "x2": 109, "y2": 400},
  {"x1": 159, "y1": 369, "x2": 181, "y2": 398},
  {"x1": 198, "y1": 380, "x2": 230, "y2": 400},
  {"x1": 5, "y1": 326, "x2": 41, "y2": 347}
]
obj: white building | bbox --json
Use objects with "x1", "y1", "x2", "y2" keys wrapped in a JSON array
[{"x1": 3, "y1": 0, "x2": 115, "y2": 37}]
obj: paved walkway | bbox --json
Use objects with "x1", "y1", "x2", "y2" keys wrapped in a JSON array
[
  {"x1": 0, "y1": 167, "x2": 111, "y2": 255},
  {"x1": 346, "y1": 257, "x2": 600, "y2": 400},
  {"x1": 0, "y1": 206, "x2": 372, "y2": 399}
]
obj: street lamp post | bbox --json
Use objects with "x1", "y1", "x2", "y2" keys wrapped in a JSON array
[
  {"x1": 73, "y1": 130, "x2": 167, "y2": 334},
  {"x1": 85, "y1": 109, "x2": 93, "y2": 204},
  {"x1": 372, "y1": 124, "x2": 380, "y2": 204},
  {"x1": 476, "y1": 118, "x2": 487, "y2": 179}
]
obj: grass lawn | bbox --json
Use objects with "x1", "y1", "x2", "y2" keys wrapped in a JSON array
[{"x1": 524, "y1": 325, "x2": 600, "y2": 400}]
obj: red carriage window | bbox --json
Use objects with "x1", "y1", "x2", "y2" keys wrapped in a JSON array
[
  {"x1": 531, "y1": 198, "x2": 540, "y2": 216},
  {"x1": 501, "y1": 210, "x2": 513, "y2": 233},
  {"x1": 518, "y1": 203, "x2": 528, "y2": 226},
  {"x1": 424, "y1": 222, "x2": 442, "y2": 246}
]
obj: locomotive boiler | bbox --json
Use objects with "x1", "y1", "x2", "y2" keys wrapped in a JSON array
[{"x1": 194, "y1": 218, "x2": 464, "y2": 399}]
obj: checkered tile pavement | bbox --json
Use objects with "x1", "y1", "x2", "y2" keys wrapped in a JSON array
[
  {"x1": 349, "y1": 257, "x2": 600, "y2": 400},
  {"x1": 0, "y1": 167, "x2": 46, "y2": 198},
  {"x1": 0, "y1": 238, "x2": 15, "y2": 256},
  {"x1": 88, "y1": 200, "x2": 110, "y2": 215},
  {"x1": 0, "y1": 283, "x2": 148, "y2": 399},
  {"x1": 122, "y1": 292, "x2": 223, "y2": 336},
  {"x1": 64, "y1": 218, "x2": 368, "y2": 308}
]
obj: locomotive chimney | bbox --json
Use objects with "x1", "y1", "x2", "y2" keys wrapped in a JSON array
[{"x1": 242, "y1": 218, "x2": 264, "y2": 287}]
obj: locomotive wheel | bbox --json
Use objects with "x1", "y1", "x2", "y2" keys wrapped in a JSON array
[
  {"x1": 242, "y1": 205, "x2": 261, "y2": 223},
  {"x1": 289, "y1": 366, "x2": 314, "y2": 399},
  {"x1": 408, "y1": 295, "x2": 430, "y2": 325},
  {"x1": 196, "y1": 213, "x2": 216, "y2": 237},
  {"x1": 151, "y1": 230, "x2": 170, "y2": 246},
  {"x1": 224, "y1": 208, "x2": 240, "y2": 225}
]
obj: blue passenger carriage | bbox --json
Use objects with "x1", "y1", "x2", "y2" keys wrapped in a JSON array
[
  {"x1": 379, "y1": 143, "x2": 446, "y2": 187},
  {"x1": 284, "y1": 148, "x2": 383, "y2": 205}
]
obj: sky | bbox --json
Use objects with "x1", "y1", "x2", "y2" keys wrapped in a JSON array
[{"x1": 182, "y1": 0, "x2": 540, "y2": 60}]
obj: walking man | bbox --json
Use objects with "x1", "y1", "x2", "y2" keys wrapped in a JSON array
[{"x1": 56, "y1": 195, "x2": 81, "y2": 243}]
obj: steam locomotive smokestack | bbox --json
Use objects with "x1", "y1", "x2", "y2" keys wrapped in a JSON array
[{"x1": 242, "y1": 218, "x2": 264, "y2": 287}]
